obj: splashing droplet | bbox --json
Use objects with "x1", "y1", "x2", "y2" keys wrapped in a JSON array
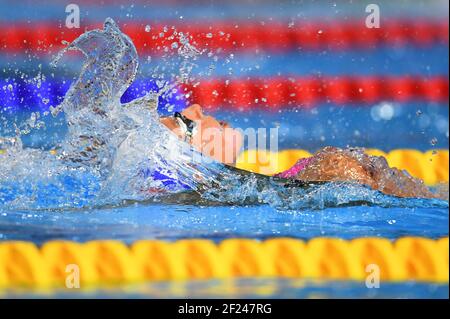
[{"x1": 430, "y1": 138, "x2": 438, "y2": 146}]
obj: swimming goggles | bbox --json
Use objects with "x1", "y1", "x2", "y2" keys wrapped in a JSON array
[{"x1": 174, "y1": 112, "x2": 198, "y2": 143}]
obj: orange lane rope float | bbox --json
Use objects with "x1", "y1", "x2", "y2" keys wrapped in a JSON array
[{"x1": 0, "y1": 237, "x2": 448, "y2": 289}]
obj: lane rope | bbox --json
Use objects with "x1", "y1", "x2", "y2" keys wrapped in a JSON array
[
  {"x1": 182, "y1": 76, "x2": 449, "y2": 108},
  {"x1": 1, "y1": 76, "x2": 448, "y2": 111},
  {"x1": 0, "y1": 237, "x2": 448, "y2": 288},
  {"x1": 0, "y1": 20, "x2": 448, "y2": 54}
]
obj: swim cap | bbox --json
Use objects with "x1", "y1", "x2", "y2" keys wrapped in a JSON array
[{"x1": 120, "y1": 79, "x2": 188, "y2": 116}]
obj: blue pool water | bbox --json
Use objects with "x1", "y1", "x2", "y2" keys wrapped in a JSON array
[
  {"x1": 5, "y1": 279, "x2": 449, "y2": 299},
  {"x1": 1, "y1": 201, "x2": 448, "y2": 298},
  {"x1": 0, "y1": 13, "x2": 448, "y2": 299},
  {"x1": 0, "y1": 202, "x2": 448, "y2": 244},
  {"x1": 0, "y1": 170, "x2": 447, "y2": 298}
]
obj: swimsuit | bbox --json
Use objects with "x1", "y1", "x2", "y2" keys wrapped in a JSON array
[{"x1": 274, "y1": 157, "x2": 315, "y2": 179}]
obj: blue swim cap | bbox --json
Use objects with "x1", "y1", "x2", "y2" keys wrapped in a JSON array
[
  {"x1": 120, "y1": 79, "x2": 188, "y2": 116},
  {"x1": 140, "y1": 167, "x2": 191, "y2": 192}
]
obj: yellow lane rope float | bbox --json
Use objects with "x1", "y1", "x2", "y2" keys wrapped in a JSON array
[
  {"x1": 236, "y1": 149, "x2": 449, "y2": 185},
  {"x1": 0, "y1": 237, "x2": 448, "y2": 289}
]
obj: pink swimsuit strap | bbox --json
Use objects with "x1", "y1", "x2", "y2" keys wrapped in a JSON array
[{"x1": 274, "y1": 157, "x2": 314, "y2": 179}]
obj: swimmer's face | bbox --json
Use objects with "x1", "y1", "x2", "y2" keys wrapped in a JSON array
[{"x1": 160, "y1": 104, "x2": 243, "y2": 165}]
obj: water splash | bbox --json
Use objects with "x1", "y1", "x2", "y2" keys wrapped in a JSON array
[
  {"x1": 0, "y1": 19, "x2": 208, "y2": 210},
  {"x1": 0, "y1": 18, "x2": 448, "y2": 212},
  {"x1": 201, "y1": 167, "x2": 448, "y2": 210}
]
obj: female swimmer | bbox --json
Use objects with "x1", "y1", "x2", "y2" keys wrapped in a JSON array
[
  {"x1": 47, "y1": 19, "x2": 441, "y2": 200},
  {"x1": 159, "y1": 104, "x2": 439, "y2": 199}
]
